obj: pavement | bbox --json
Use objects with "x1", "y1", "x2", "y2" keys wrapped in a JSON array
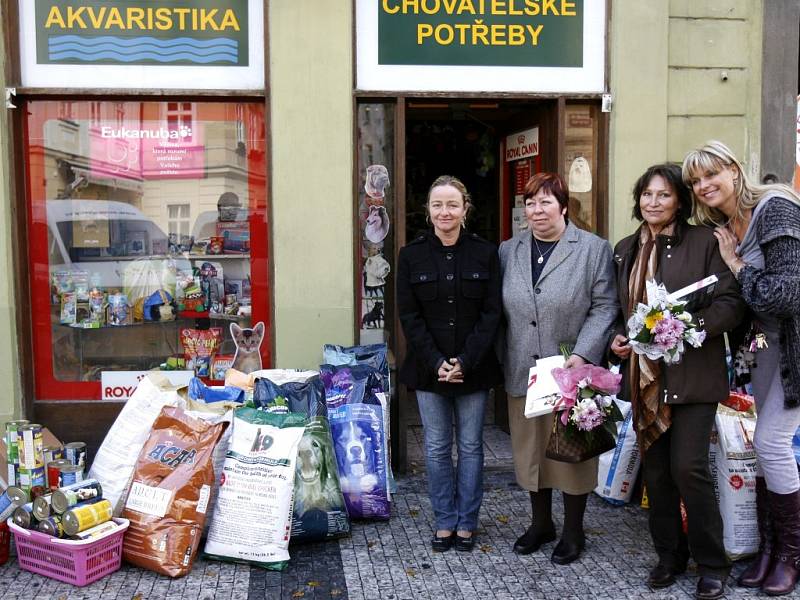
[{"x1": 0, "y1": 467, "x2": 780, "y2": 600}]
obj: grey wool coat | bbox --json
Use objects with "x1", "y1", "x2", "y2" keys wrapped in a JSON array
[
  {"x1": 499, "y1": 222, "x2": 619, "y2": 494},
  {"x1": 499, "y1": 222, "x2": 619, "y2": 396}
]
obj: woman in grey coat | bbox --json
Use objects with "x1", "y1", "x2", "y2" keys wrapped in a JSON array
[
  {"x1": 499, "y1": 172, "x2": 618, "y2": 565},
  {"x1": 684, "y1": 141, "x2": 800, "y2": 597}
]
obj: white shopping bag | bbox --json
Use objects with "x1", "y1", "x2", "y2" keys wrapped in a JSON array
[{"x1": 524, "y1": 355, "x2": 565, "y2": 418}]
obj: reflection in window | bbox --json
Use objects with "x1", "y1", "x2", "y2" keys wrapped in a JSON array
[{"x1": 168, "y1": 204, "x2": 191, "y2": 238}]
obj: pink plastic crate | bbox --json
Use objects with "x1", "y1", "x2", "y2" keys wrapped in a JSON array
[{"x1": 8, "y1": 518, "x2": 129, "y2": 587}]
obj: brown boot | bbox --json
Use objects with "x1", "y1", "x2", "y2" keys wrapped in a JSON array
[
  {"x1": 737, "y1": 477, "x2": 774, "y2": 587},
  {"x1": 762, "y1": 489, "x2": 800, "y2": 596}
]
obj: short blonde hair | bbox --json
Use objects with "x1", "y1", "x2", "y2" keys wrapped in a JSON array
[
  {"x1": 682, "y1": 140, "x2": 800, "y2": 226},
  {"x1": 427, "y1": 175, "x2": 473, "y2": 219}
]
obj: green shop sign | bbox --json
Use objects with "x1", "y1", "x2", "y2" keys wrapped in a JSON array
[
  {"x1": 378, "y1": 0, "x2": 583, "y2": 67},
  {"x1": 35, "y1": 0, "x2": 249, "y2": 66}
]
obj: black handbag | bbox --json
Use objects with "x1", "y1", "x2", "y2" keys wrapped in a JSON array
[{"x1": 545, "y1": 413, "x2": 616, "y2": 463}]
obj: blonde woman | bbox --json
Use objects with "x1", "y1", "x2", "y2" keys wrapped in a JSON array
[{"x1": 683, "y1": 141, "x2": 800, "y2": 597}]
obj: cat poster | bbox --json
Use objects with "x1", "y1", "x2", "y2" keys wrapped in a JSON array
[{"x1": 231, "y1": 321, "x2": 265, "y2": 374}]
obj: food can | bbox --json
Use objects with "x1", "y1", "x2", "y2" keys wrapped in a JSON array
[
  {"x1": 63, "y1": 442, "x2": 87, "y2": 469},
  {"x1": 38, "y1": 514, "x2": 65, "y2": 538},
  {"x1": 71, "y1": 520, "x2": 117, "y2": 540},
  {"x1": 12, "y1": 503, "x2": 35, "y2": 529},
  {"x1": 31, "y1": 493, "x2": 53, "y2": 520},
  {"x1": 51, "y1": 479, "x2": 103, "y2": 514},
  {"x1": 4, "y1": 420, "x2": 29, "y2": 465},
  {"x1": 18, "y1": 424, "x2": 44, "y2": 469},
  {"x1": 42, "y1": 445, "x2": 64, "y2": 468},
  {"x1": 47, "y1": 459, "x2": 71, "y2": 489},
  {"x1": 18, "y1": 466, "x2": 46, "y2": 496},
  {"x1": 58, "y1": 465, "x2": 85, "y2": 487},
  {"x1": 62, "y1": 499, "x2": 112, "y2": 536},
  {"x1": 0, "y1": 487, "x2": 27, "y2": 521}
]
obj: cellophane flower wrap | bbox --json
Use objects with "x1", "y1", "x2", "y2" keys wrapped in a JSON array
[
  {"x1": 626, "y1": 280, "x2": 707, "y2": 365},
  {"x1": 550, "y1": 364, "x2": 623, "y2": 439}
]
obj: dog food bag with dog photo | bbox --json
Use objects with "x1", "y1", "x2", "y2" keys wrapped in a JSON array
[
  {"x1": 204, "y1": 407, "x2": 306, "y2": 570},
  {"x1": 122, "y1": 406, "x2": 227, "y2": 578},
  {"x1": 321, "y1": 364, "x2": 390, "y2": 520},
  {"x1": 253, "y1": 376, "x2": 350, "y2": 542},
  {"x1": 181, "y1": 327, "x2": 222, "y2": 377}
]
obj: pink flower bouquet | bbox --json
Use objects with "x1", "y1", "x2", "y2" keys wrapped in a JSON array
[{"x1": 550, "y1": 364, "x2": 624, "y2": 437}]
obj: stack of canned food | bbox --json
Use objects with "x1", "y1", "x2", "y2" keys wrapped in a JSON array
[
  {"x1": 11, "y1": 479, "x2": 118, "y2": 539},
  {"x1": 5, "y1": 420, "x2": 87, "y2": 498}
]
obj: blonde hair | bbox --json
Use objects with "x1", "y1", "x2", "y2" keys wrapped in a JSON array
[
  {"x1": 682, "y1": 140, "x2": 800, "y2": 227},
  {"x1": 427, "y1": 175, "x2": 473, "y2": 219}
]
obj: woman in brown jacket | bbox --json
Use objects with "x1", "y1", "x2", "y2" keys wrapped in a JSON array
[{"x1": 609, "y1": 164, "x2": 746, "y2": 600}]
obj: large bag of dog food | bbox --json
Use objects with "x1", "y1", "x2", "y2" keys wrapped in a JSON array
[
  {"x1": 709, "y1": 402, "x2": 758, "y2": 559},
  {"x1": 595, "y1": 400, "x2": 640, "y2": 505},
  {"x1": 323, "y1": 344, "x2": 396, "y2": 493},
  {"x1": 253, "y1": 376, "x2": 350, "y2": 542},
  {"x1": 321, "y1": 364, "x2": 390, "y2": 520},
  {"x1": 89, "y1": 373, "x2": 187, "y2": 516},
  {"x1": 204, "y1": 407, "x2": 306, "y2": 570},
  {"x1": 122, "y1": 406, "x2": 227, "y2": 578}
]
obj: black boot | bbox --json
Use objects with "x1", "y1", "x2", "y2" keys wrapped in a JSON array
[
  {"x1": 762, "y1": 489, "x2": 800, "y2": 596},
  {"x1": 552, "y1": 492, "x2": 586, "y2": 565},
  {"x1": 513, "y1": 489, "x2": 556, "y2": 554},
  {"x1": 737, "y1": 477, "x2": 774, "y2": 588}
]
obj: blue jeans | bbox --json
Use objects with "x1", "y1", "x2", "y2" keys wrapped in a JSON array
[{"x1": 416, "y1": 389, "x2": 487, "y2": 532}]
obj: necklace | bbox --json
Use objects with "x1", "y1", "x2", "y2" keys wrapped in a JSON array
[{"x1": 533, "y1": 236, "x2": 558, "y2": 264}]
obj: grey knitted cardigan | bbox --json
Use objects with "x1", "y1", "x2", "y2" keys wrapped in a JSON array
[{"x1": 737, "y1": 196, "x2": 800, "y2": 408}]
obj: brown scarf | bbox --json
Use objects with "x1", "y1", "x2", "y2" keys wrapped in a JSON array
[{"x1": 628, "y1": 224, "x2": 673, "y2": 453}]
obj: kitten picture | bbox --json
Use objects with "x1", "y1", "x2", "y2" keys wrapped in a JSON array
[{"x1": 230, "y1": 321, "x2": 265, "y2": 374}]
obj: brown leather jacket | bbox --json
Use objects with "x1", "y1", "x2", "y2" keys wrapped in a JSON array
[{"x1": 612, "y1": 223, "x2": 746, "y2": 405}]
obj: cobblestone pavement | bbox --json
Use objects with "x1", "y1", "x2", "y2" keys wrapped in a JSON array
[{"x1": 0, "y1": 470, "x2": 784, "y2": 600}]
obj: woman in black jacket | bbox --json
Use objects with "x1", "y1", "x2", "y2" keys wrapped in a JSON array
[{"x1": 397, "y1": 175, "x2": 502, "y2": 553}]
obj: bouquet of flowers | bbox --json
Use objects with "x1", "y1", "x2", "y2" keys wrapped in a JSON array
[
  {"x1": 626, "y1": 280, "x2": 707, "y2": 365},
  {"x1": 551, "y1": 364, "x2": 623, "y2": 437}
]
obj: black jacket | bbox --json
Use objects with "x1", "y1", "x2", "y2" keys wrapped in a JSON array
[{"x1": 397, "y1": 230, "x2": 503, "y2": 395}]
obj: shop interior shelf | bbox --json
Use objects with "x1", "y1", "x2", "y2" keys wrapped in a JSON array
[{"x1": 71, "y1": 253, "x2": 251, "y2": 261}]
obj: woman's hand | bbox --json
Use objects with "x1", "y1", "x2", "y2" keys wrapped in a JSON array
[
  {"x1": 610, "y1": 334, "x2": 631, "y2": 359},
  {"x1": 713, "y1": 226, "x2": 745, "y2": 273},
  {"x1": 564, "y1": 354, "x2": 587, "y2": 369},
  {"x1": 437, "y1": 358, "x2": 464, "y2": 383}
]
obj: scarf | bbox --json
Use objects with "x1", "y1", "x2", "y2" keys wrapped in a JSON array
[{"x1": 628, "y1": 224, "x2": 673, "y2": 453}]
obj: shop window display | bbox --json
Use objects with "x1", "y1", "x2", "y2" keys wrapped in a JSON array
[{"x1": 24, "y1": 100, "x2": 269, "y2": 400}]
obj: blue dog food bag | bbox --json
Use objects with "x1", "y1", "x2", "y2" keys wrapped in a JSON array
[{"x1": 320, "y1": 364, "x2": 391, "y2": 520}]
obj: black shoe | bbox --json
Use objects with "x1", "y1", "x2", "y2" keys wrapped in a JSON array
[
  {"x1": 648, "y1": 564, "x2": 679, "y2": 588},
  {"x1": 695, "y1": 576, "x2": 725, "y2": 600},
  {"x1": 551, "y1": 534, "x2": 585, "y2": 565},
  {"x1": 455, "y1": 534, "x2": 475, "y2": 552},
  {"x1": 431, "y1": 532, "x2": 454, "y2": 552},
  {"x1": 513, "y1": 526, "x2": 557, "y2": 555}
]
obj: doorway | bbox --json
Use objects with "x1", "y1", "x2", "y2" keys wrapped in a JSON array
[{"x1": 402, "y1": 98, "x2": 557, "y2": 471}]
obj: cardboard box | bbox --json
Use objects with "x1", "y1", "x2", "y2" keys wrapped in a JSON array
[{"x1": 0, "y1": 427, "x2": 62, "y2": 489}]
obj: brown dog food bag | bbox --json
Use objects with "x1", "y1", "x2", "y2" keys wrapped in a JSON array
[{"x1": 122, "y1": 406, "x2": 227, "y2": 578}]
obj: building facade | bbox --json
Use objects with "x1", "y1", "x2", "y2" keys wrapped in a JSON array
[{"x1": 0, "y1": 0, "x2": 797, "y2": 469}]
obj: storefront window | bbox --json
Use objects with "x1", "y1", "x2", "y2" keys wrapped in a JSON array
[
  {"x1": 356, "y1": 102, "x2": 395, "y2": 350},
  {"x1": 563, "y1": 102, "x2": 601, "y2": 232},
  {"x1": 24, "y1": 100, "x2": 269, "y2": 400}
]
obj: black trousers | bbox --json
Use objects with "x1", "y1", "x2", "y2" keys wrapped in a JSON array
[{"x1": 642, "y1": 402, "x2": 731, "y2": 578}]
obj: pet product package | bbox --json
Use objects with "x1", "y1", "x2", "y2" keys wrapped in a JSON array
[
  {"x1": 320, "y1": 364, "x2": 390, "y2": 520},
  {"x1": 254, "y1": 377, "x2": 350, "y2": 542},
  {"x1": 322, "y1": 344, "x2": 396, "y2": 493},
  {"x1": 709, "y1": 402, "x2": 758, "y2": 560},
  {"x1": 181, "y1": 327, "x2": 223, "y2": 377},
  {"x1": 88, "y1": 373, "x2": 187, "y2": 516},
  {"x1": 188, "y1": 377, "x2": 244, "y2": 404},
  {"x1": 204, "y1": 407, "x2": 306, "y2": 570},
  {"x1": 594, "y1": 401, "x2": 640, "y2": 505},
  {"x1": 122, "y1": 406, "x2": 227, "y2": 578}
]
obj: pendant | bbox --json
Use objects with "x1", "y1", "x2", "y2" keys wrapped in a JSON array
[{"x1": 537, "y1": 256, "x2": 544, "y2": 264}]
